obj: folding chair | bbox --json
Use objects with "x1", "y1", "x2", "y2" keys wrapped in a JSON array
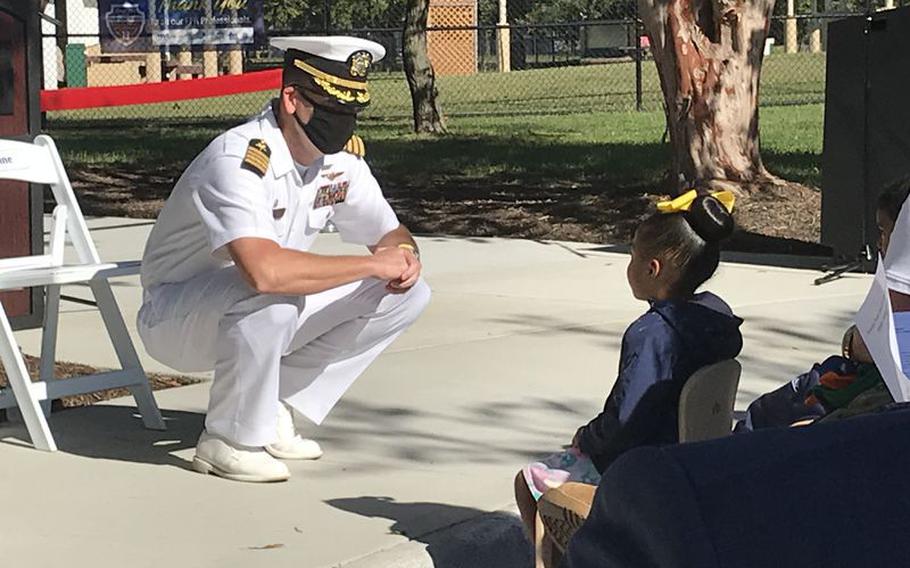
[
  {"x1": 677, "y1": 358, "x2": 741, "y2": 443},
  {"x1": 533, "y1": 359, "x2": 742, "y2": 567},
  {"x1": 0, "y1": 134, "x2": 165, "y2": 451}
]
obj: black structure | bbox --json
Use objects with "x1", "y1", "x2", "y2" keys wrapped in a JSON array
[
  {"x1": 822, "y1": 7, "x2": 910, "y2": 262},
  {"x1": 0, "y1": 0, "x2": 44, "y2": 329}
]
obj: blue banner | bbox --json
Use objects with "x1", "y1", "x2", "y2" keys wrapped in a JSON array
[{"x1": 99, "y1": 0, "x2": 259, "y2": 52}]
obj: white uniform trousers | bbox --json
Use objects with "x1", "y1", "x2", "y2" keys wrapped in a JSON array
[{"x1": 137, "y1": 267, "x2": 431, "y2": 446}]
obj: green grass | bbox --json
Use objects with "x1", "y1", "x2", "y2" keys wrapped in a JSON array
[
  {"x1": 43, "y1": 53, "x2": 828, "y2": 247},
  {"x1": 47, "y1": 52, "x2": 826, "y2": 123},
  {"x1": 49, "y1": 102, "x2": 825, "y2": 191},
  {"x1": 361, "y1": 104, "x2": 823, "y2": 187}
]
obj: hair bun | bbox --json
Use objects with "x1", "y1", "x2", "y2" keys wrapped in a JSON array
[{"x1": 684, "y1": 194, "x2": 735, "y2": 243}]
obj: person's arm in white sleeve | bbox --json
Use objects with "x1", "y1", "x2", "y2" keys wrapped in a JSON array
[
  {"x1": 332, "y1": 157, "x2": 422, "y2": 293},
  {"x1": 195, "y1": 152, "x2": 410, "y2": 296},
  {"x1": 332, "y1": 157, "x2": 404, "y2": 246},
  {"x1": 192, "y1": 154, "x2": 280, "y2": 257},
  {"x1": 228, "y1": 238, "x2": 410, "y2": 295}
]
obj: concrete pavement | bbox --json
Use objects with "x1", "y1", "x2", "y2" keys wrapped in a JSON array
[{"x1": 0, "y1": 218, "x2": 872, "y2": 567}]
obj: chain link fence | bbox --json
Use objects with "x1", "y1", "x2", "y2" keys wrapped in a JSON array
[{"x1": 41, "y1": 0, "x2": 907, "y2": 125}]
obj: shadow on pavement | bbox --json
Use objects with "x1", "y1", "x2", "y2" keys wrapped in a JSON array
[
  {"x1": 314, "y1": 396, "x2": 592, "y2": 473},
  {"x1": 0, "y1": 405, "x2": 203, "y2": 471},
  {"x1": 328, "y1": 496, "x2": 533, "y2": 568}
]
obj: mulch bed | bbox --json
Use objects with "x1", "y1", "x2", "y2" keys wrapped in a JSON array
[
  {"x1": 726, "y1": 181, "x2": 827, "y2": 255},
  {"x1": 67, "y1": 167, "x2": 829, "y2": 257},
  {"x1": 0, "y1": 354, "x2": 201, "y2": 414},
  {"x1": 383, "y1": 176, "x2": 828, "y2": 256}
]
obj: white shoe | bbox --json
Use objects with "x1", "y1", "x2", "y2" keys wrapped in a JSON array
[
  {"x1": 192, "y1": 431, "x2": 290, "y2": 483},
  {"x1": 265, "y1": 403, "x2": 324, "y2": 460}
]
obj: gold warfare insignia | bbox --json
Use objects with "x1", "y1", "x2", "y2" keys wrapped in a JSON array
[
  {"x1": 241, "y1": 139, "x2": 270, "y2": 177},
  {"x1": 314, "y1": 181, "x2": 350, "y2": 208},
  {"x1": 349, "y1": 51, "x2": 372, "y2": 78},
  {"x1": 343, "y1": 135, "x2": 366, "y2": 158}
]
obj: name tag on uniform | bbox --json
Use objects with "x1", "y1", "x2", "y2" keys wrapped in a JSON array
[{"x1": 314, "y1": 181, "x2": 349, "y2": 208}]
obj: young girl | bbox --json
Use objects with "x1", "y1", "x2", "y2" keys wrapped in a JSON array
[{"x1": 515, "y1": 191, "x2": 743, "y2": 535}]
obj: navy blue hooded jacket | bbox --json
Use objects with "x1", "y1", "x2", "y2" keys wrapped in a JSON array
[{"x1": 576, "y1": 292, "x2": 743, "y2": 473}]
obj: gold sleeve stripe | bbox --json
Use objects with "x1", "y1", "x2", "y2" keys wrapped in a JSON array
[
  {"x1": 245, "y1": 155, "x2": 269, "y2": 169},
  {"x1": 294, "y1": 60, "x2": 368, "y2": 90},
  {"x1": 244, "y1": 148, "x2": 269, "y2": 163}
]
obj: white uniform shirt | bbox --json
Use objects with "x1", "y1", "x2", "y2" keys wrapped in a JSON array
[{"x1": 140, "y1": 103, "x2": 400, "y2": 291}]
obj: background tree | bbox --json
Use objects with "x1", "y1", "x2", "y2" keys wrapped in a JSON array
[
  {"x1": 403, "y1": 0, "x2": 446, "y2": 133},
  {"x1": 263, "y1": 0, "x2": 408, "y2": 30},
  {"x1": 330, "y1": 0, "x2": 407, "y2": 29},
  {"x1": 476, "y1": 0, "x2": 637, "y2": 23},
  {"x1": 639, "y1": 0, "x2": 777, "y2": 193},
  {"x1": 263, "y1": 0, "x2": 322, "y2": 30}
]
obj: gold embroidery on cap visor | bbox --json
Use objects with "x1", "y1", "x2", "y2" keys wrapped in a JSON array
[
  {"x1": 313, "y1": 76, "x2": 371, "y2": 105},
  {"x1": 292, "y1": 58, "x2": 372, "y2": 106},
  {"x1": 294, "y1": 59, "x2": 367, "y2": 89}
]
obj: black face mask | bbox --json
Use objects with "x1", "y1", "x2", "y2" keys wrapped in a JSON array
[{"x1": 294, "y1": 104, "x2": 356, "y2": 155}]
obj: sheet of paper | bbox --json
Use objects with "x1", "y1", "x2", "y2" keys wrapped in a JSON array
[
  {"x1": 893, "y1": 311, "x2": 910, "y2": 375},
  {"x1": 854, "y1": 257, "x2": 910, "y2": 402},
  {"x1": 884, "y1": 186, "x2": 910, "y2": 296}
]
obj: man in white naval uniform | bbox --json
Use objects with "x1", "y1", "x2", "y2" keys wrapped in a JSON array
[{"x1": 137, "y1": 36, "x2": 430, "y2": 482}]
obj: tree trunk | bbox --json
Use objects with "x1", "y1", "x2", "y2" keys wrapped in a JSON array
[
  {"x1": 403, "y1": 0, "x2": 447, "y2": 134},
  {"x1": 639, "y1": 0, "x2": 777, "y2": 193}
]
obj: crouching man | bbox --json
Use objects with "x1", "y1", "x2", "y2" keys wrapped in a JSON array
[{"x1": 137, "y1": 36, "x2": 430, "y2": 482}]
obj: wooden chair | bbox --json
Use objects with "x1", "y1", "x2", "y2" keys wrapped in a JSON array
[
  {"x1": 0, "y1": 134, "x2": 165, "y2": 451},
  {"x1": 534, "y1": 359, "x2": 742, "y2": 567}
]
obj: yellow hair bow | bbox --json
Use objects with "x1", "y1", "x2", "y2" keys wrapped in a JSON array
[{"x1": 656, "y1": 189, "x2": 735, "y2": 214}]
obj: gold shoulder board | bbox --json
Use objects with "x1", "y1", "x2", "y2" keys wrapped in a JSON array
[
  {"x1": 343, "y1": 135, "x2": 366, "y2": 159},
  {"x1": 241, "y1": 139, "x2": 271, "y2": 177}
]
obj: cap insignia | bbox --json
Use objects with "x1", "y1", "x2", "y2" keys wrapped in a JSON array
[{"x1": 350, "y1": 51, "x2": 372, "y2": 78}]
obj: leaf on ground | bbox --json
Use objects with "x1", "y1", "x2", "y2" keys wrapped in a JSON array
[{"x1": 247, "y1": 543, "x2": 285, "y2": 550}]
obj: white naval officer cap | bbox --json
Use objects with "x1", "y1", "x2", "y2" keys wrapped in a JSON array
[
  {"x1": 270, "y1": 36, "x2": 386, "y2": 111},
  {"x1": 270, "y1": 36, "x2": 386, "y2": 65}
]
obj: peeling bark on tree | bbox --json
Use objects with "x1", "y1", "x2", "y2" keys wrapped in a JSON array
[
  {"x1": 403, "y1": 0, "x2": 447, "y2": 134},
  {"x1": 639, "y1": 0, "x2": 778, "y2": 193}
]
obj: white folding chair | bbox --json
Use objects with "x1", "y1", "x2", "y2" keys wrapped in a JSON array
[
  {"x1": 678, "y1": 359, "x2": 742, "y2": 443},
  {"x1": 0, "y1": 134, "x2": 165, "y2": 451}
]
